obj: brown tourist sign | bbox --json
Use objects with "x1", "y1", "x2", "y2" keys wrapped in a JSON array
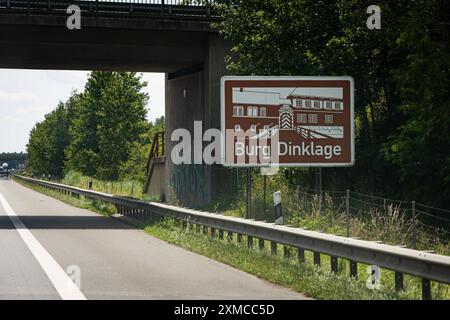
[{"x1": 221, "y1": 76, "x2": 355, "y2": 167}]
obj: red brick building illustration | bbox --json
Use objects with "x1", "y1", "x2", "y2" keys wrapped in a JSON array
[{"x1": 231, "y1": 87, "x2": 345, "y2": 140}]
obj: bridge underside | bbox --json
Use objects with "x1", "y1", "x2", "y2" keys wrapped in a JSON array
[
  {"x1": 0, "y1": 13, "x2": 212, "y2": 72},
  {"x1": 0, "y1": 11, "x2": 233, "y2": 207}
]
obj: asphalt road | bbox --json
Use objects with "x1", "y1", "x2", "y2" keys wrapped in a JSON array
[{"x1": 0, "y1": 179, "x2": 307, "y2": 300}]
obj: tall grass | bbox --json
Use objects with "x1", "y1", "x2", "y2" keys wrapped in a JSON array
[
  {"x1": 62, "y1": 171, "x2": 148, "y2": 199},
  {"x1": 201, "y1": 172, "x2": 450, "y2": 256}
]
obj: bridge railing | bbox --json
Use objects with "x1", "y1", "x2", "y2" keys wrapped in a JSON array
[
  {"x1": 0, "y1": 0, "x2": 227, "y2": 18},
  {"x1": 13, "y1": 174, "x2": 450, "y2": 300}
]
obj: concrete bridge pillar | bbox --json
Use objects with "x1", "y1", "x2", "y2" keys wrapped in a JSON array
[{"x1": 164, "y1": 34, "x2": 233, "y2": 207}]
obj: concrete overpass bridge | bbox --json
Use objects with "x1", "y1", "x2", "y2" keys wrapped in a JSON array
[{"x1": 0, "y1": 0, "x2": 233, "y2": 206}]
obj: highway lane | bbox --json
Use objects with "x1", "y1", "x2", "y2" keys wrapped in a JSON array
[{"x1": 0, "y1": 179, "x2": 308, "y2": 300}]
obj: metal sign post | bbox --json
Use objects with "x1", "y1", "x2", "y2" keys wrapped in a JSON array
[
  {"x1": 317, "y1": 168, "x2": 323, "y2": 214},
  {"x1": 261, "y1": 166, "x2": 278, "y2": 214},
  {"x1": 246, "y1": 168, "x2": 252, "y2": 219}
]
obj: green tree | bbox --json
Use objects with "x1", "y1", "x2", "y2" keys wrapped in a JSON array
[
  {"x1": 64, "y1": 71, "x2": 149, "y2": 180},
  {"x1": 27, "y1": 102, "x2": 70, "y2": 178},
  {"x1": 385, "y1": 0, "x2": 450, "y2": 207},
  {"x1": 216, "y1": 0, "x2": 450, "y2": 209},
  {"x1": 120, "y1": 116, "x2": 165, "y2": 183}
]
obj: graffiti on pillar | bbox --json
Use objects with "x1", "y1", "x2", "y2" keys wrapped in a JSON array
[{"x1": 170, "y1": 164, "x2": 207, "y2": 205}]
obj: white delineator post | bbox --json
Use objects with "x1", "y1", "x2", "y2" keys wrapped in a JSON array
[{"x1": 274, "y1": 191, "x2": 283, "y2": 225}]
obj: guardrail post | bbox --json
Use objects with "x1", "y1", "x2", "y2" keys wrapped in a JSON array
[
  {"x1": 203, "y1": 225, "x2": 208, "y2": 235},
  {"x1": 237, "y1": 233, "x2": 242, "y2": 243},
  {"x1": 331, "y1": 256, "x2": 338, "y2": 273},
  {"x1": 219, "y1": 229, "x2": 224, "y2": 240},
  {"x1": 350, "y1": 260, "x2": 358, "y2": 278},
  {"x1": 422, "y1": 278, "x2": 431, "y2": 300},
  {"x1": 271, "y1": 241, "x2": 277, "y2": 255},
  {"x1": 298, "y1": 248, "x2": 305, "y2": 263},
  {"x1": 227, "y1": 232, "x2": 233, "y2": 242},
  {"x1": 247, "y1": 236, "x2": 253, "y2": 249},
  {"x1": 211, "y1": 227, "x2": 216, "y2": 238},
  {"x1": 395, "y1": 272, "x2": 404, "y2": 292},
  {"x1": 313, "y1": 252, "x2": 321, "y2": 265},
  {"x1": 258, "y1": 238, "x2": 264, "y2": 251}
]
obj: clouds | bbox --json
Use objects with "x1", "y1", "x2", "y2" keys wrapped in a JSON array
[
  {"x1": 0, "y1": 70, "x2": 165, "y2": 153},
  {"x1": 0, "y1": 91, "x2": 40, "y2": 105}
]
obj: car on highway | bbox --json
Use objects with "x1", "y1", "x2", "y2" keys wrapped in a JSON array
[{"x1": 0, "y1": 163, "x2": 10, "y2": 178}]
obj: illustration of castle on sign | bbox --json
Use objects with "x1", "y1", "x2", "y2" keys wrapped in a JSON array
[{"x1": 231, "y1": 87, "x2": 345, "y2": 140}]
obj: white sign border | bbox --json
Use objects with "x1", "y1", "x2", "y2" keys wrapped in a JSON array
[{"x1": 220, "y1": 76, "x2": 355, "y2": 168}]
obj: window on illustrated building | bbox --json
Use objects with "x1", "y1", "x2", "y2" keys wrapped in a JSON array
[
  {"x1": 234, "y1": 124, "x2": 241, "y2": 131},
  {"x1": 305, "y1": 100, "x2": 312, "y2": 108},
  {"x1": 250, "y1": 125, "x2": 257, "y2": 132},
  {"x1": 313, "y1": 100, "x2": 320, "y2": 109},
  {"x1": 325, "y1": 101, "x2": 333, "y2": 109},
  {"x1": 308, "y1": 114, "x2": 318, "y2": 123},
  {"x1": 297, "y1": 114, "x2": 307, "y2": 123},
  {"x1": 247, "y1": 106, "x2": 258, "y2": 117},
  {"x1": 295, "y1": 99, "x2": 303, "y2": 108},
  {"x1": 260, "y1": 107, "x2": 266, "y2": 117},
  {"x1": 233, "y1": 106, "x2": 244, "y2": 116},
  {"x1": 334, "y1": 102, "x2": 342, "y2": 110},
  {"x1": 325, "y1": 114, "x2": 334, "y2": 124}
]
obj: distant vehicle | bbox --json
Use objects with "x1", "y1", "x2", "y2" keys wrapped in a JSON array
[{"x1": 0, "y1": 163, "x2": 10, "y2": 178}]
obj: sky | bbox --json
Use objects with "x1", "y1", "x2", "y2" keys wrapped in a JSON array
[{"x1": 0, "y1": 70, "x2": 165, "y2": 153}]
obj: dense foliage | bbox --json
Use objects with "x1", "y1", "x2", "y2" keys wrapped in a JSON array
[
  {"x1": 27, "y1": 72, "x2": 161, "y2": 181},
  {"x1": 0, "y1": 152, "x2": 27, "y2": 161},
  {"x1": 215, "y1": 0, "x2": 450, "y2": 208}
]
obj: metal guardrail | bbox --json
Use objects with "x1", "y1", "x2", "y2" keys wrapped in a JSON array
[
  {"x1": 0, "y1": 0, "x2": 224, "y2": 19},
  {"x1": 14, "y1": 174, "x2": 450, "y2": 299}
]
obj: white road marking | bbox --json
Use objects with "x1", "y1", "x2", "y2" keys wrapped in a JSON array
[{"x1": 0, "y1": 190, "x2": 87, "y2": 300}]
